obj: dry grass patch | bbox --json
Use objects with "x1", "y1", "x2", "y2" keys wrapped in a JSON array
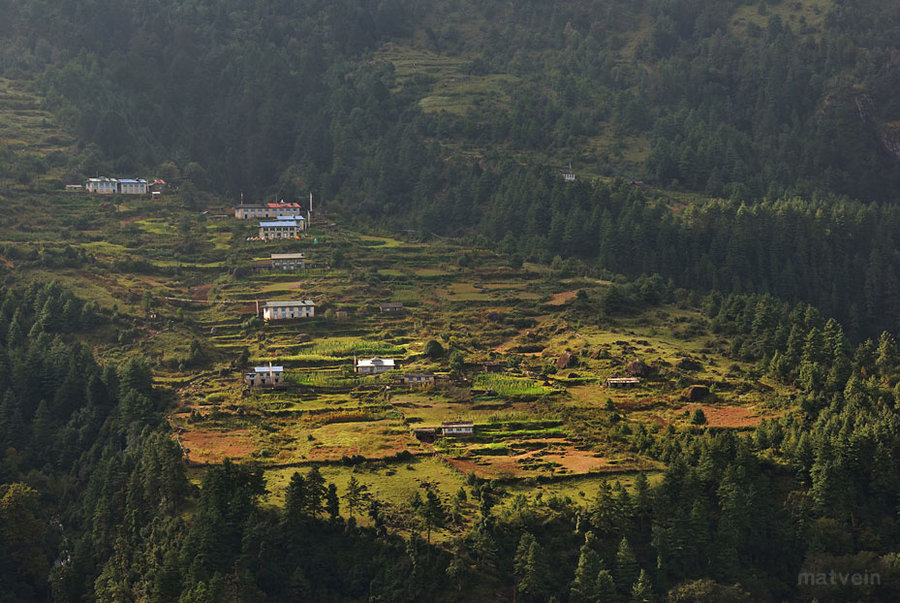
[{"x1": 181, "y1": 429, "x2": 257, "y2": 464}]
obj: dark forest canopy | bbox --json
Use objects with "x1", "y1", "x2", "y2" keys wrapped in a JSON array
[
  {"x1": 6, "y1": 284, "x2": 900, "y2": 601},
  {"x1": 2, "y1": 0, "x2": 900, "y2": 203}
]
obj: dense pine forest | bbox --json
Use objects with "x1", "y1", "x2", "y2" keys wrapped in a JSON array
[{"x1": 4, "y1": 0, "x2": 900, "y2": 601}]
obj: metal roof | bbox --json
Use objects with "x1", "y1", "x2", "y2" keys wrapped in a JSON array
[
  {"x1": 357, "y1": 357, "x2": 395, "y2": 367},
  {"x1": 252, "y1": 366, "x2": 284, "y2": 372},
  {"x1": 276, "y1": 215, "x2": 304, "y2": 220},
  {"x1": 263, "y1": 300, "x2": 315, "y2": 307},
  {"x1": 270, "y1": 253, "x2": 306, "y2": 259},
  {"x1": 260, "y1": 221, "x2": 297, "y2": 227}
]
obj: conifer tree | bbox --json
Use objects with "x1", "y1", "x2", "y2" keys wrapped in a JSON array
[
  {"x1": 631, "y1": 569, "x2": 656, "y2": 602},
  {"x1": 343, "y1": 476, "x2": 366, "y2": 518},
  {"x1": 421, "y1": 489, "x2": 445, "y2": 545},
  {"x1": 326, "y1": 483, "x2": 340, "y2": 521},
  {"x1": 615, "y1": 536, "x2": 640, "y2": 597},
  {"x1": 304, "y1": 466, "x2": 326, "y2": 517},
  {"x1": 514, "y1": 532, "x2": 549, "y2": 601},
  {"x1": 570, "y1": 531, "x2": 602, "y2": 602}
]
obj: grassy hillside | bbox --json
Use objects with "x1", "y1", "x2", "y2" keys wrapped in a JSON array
[
  {"x1": 0, "y1": 77, "x2": 77, "y2": 192},
  {"x1": 0, "y1": 177, "x2": 797, "y2": 535}
]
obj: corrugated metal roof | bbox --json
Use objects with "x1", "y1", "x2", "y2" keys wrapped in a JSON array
[
  {"x1": 263, "y1": 300, "x2": 315, "y2": 307},
  {"x1": 357, "y1": 357, "x2": 395, "y2": 367},
  {"x1": 260, "y1": 221, "x2": 297, "y2": 227},
  {"x1": 253, "y1": 366, "x2": 284, "y2": 372},
  {"x1": 270, "y1": 253, "x2": 306, "y2": 259}
]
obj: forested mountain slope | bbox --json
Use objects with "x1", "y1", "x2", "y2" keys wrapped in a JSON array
[
  {"x1": 3, "y1": 0, "x2": 900, "y2": 203},
  {"x1": 3, "y1": 0, "x2": 900, "y2": 338}
]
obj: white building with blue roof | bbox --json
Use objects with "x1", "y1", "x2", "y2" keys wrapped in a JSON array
[
  {"x1": 259, "y1": 219, "x2": 302, "y2": 239},
  {"x1": 244, "y1": 364, "x2": 284, "y2": 387},
  {"x1": 85, "y1": 177, "x2": 148, "y2": 195}
]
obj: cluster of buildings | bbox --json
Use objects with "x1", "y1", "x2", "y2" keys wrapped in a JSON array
[
  {"x1": 234, "y1": 194, "x2": 469, "y2": 434},
  {"x1": 244, "y1": 355, "x2": 437, "y2": 388},
  {"x1": 73, "y1": 177, "x2": 166, "y2": 197},
  {"x1": 235, "y1": 201, "x2": 309, "y2": 240}
]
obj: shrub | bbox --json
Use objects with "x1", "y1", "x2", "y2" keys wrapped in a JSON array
[
  {"x1": 691, "y1": 408, "x2": 707, "y2": 425},
  {"x1": 424, "y1": 339, "x2": 445, "y2": 358}
]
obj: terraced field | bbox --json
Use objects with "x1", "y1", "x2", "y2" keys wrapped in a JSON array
[{"x1": 0, "y1": 191, "x2": 794, "y2": 524}]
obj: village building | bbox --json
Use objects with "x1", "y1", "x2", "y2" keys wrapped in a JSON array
[
  {"x1": 379, "y1": 302, "x2": 405, "y2": 313},
  {"x1": 259, "y1": 219, "x2": 303, "y2": 240},
  {"x1": 65, "y1": 184, "x2": 83, "y2": 192},
  {"x1": 271, "y1": 253, "x2": 306, "y2": 270},
  {"x1": 86, "y1": 178, "x2": 117, "y2": 194},
  {"x1": 355, "y1": 357, "x2": 395, "y2": 374},
  {"x1": 244, "y1": 365, "x2": 284, "y2": 387},
  {"x1": 400, "y1": 372, "x2": 435, "y2": 386},
  {"x1": 235, "y1": 204, "x2": 266, "y2": 219},
  {"x1": 441, "y1": 421, "x2": 475, "y2": 436},
  {"x1": 119, "y1": 179, "x2": 148, "y2": 194},
  {"x1": 235, "y1": 201, "x2": 305, "y2": 220},
  {"x1": 262, "y1": 300, "x2": 315, "y2": 321},
  {"x1": 86, "y1": 177, "x2": 148, "y2": 195},
  {"x1": 606, "y1": 377, "x2": 641, "y2": 387}
]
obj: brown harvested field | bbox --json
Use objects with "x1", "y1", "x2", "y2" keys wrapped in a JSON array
[
  {"x1": 676, "y1": 404, "x2": 775, "y2": 428},
  {"x1": 181, "y1": 429, "x2": 257, "y2": 463},
  {"x1": 444, "y1": 439, "x2": 643, "y2": 479},
  {"x1": 540, "y1": 450, "x2": 628, "y2": 473},
  {"x1": 446, "y1": 452, "x2": 642, "y2": 479},
  {"x1": 545, "y1": 290, "x2": 578, "y2": 305},
  {"x1": 192, "y1": 284, "x2": 212, "y2": 301}
]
